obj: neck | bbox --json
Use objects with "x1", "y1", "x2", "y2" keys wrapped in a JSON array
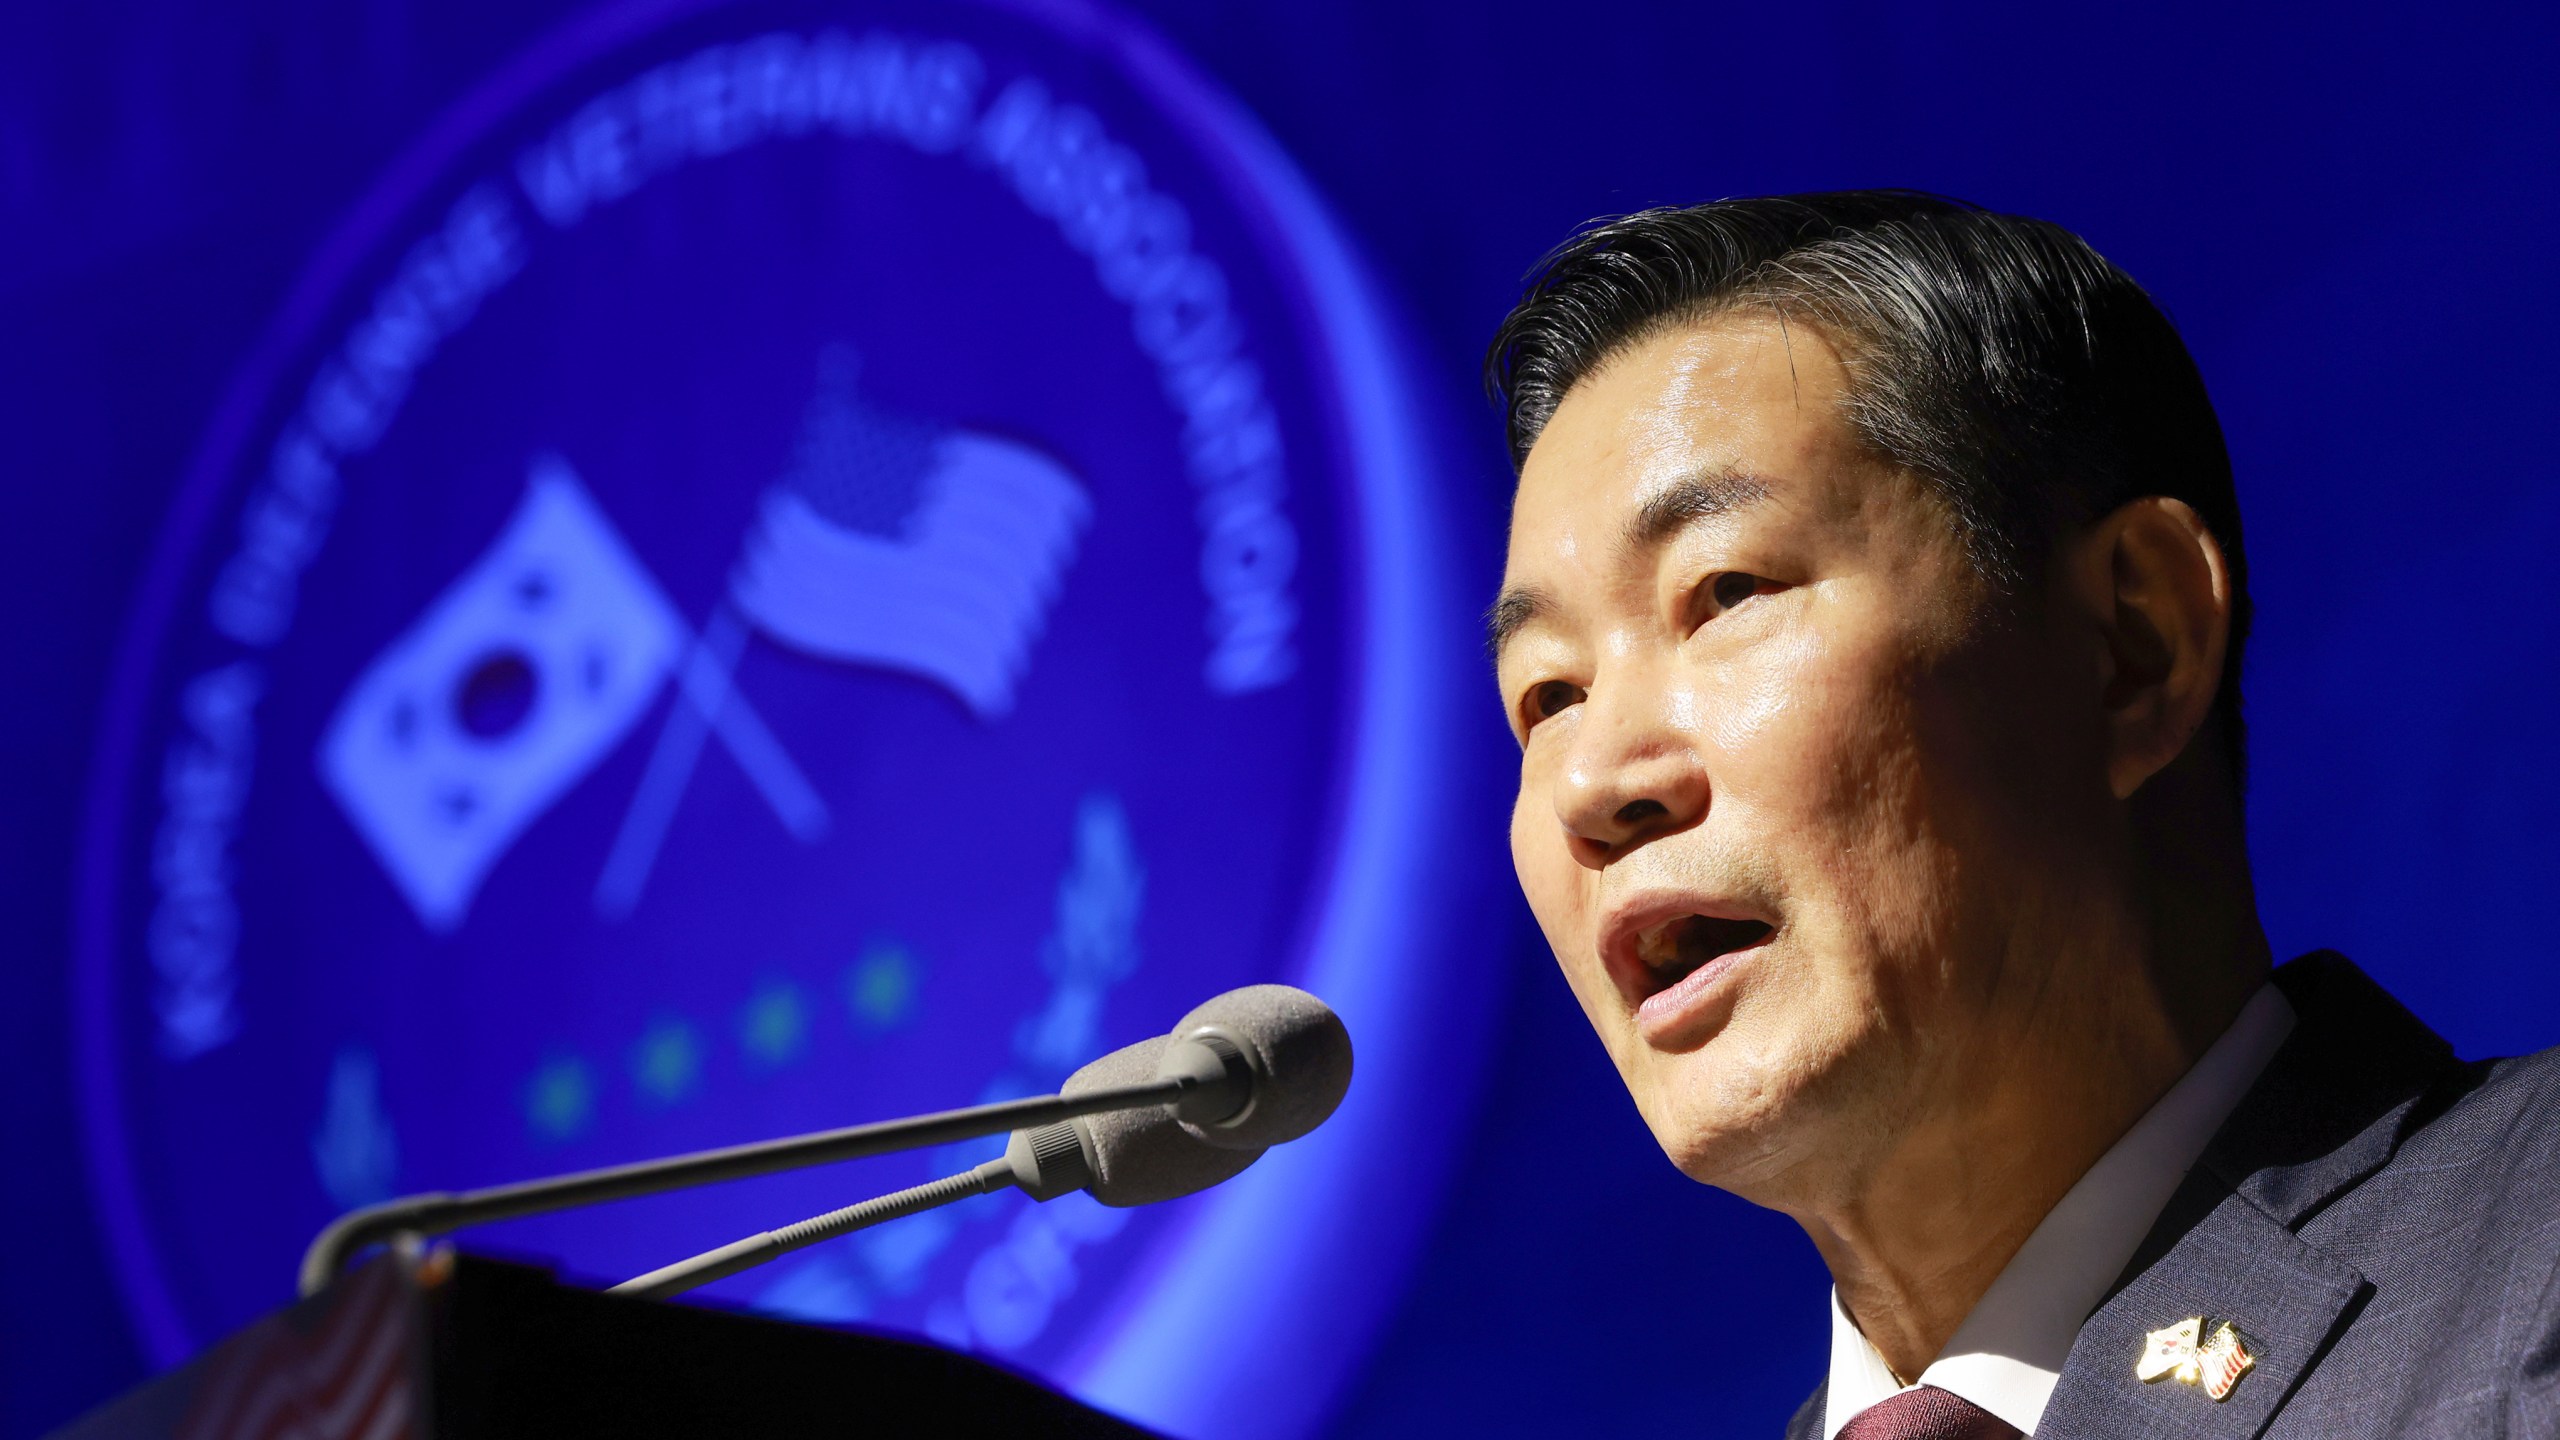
[{"x1": 1796, "y1": 779, "x2": 2272, "y2": 1381}]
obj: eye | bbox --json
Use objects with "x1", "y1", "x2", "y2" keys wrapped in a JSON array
[
  {"x1": 1709, "y1": 571, "x2": 1768, "y2": 612},
  {"x1": 1522, "y1": 678, "x2": 1585, "y2": 729}
]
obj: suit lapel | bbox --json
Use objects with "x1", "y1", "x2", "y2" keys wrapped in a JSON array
[
  {"x1": 2040, "y1": 1185, "x2": 2365, "y2": 1438},
  {"x1": 1783, "y1": 1379, "x2": 1827, "y2": 1440},
  {"x1": 2206, "y1": 953, "x2": 2457, "y2": 1227},
  {"x1": 2035, "y1": 954, "x2": 2461, "y2": 1438}
]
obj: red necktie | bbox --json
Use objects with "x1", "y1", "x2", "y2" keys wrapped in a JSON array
[{"x1": 1833, "y1": 1385, "x2": 2024, "y2": 1440}]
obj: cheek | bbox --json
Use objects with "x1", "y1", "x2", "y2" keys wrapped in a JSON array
[
  {"x1": 1509, "y1": 767, "x2": 1575, "y2": 939},
  {"x1": 1792, "y1": 686, "x2": 1990, "y2": 1035},
  {"x1": 1688, "y1": 618, "x2": 1873, "y2": 830},
  {"x1": 1718, "y1": 624, "x2": 1966, "y2": 958},
  {"x1": 1699, "y1": 624, "x2": 1820, "y2": 757},
  {"x1": 1509, "y1": 764, "x2": 1620, "y2": 1013}
]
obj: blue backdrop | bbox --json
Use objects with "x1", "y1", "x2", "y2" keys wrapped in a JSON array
[{"x1": 5, "y1": 2, "x2": 2557, "y2": 1437}]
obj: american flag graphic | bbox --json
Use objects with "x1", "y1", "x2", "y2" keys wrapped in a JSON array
[
  {"x1": 173, "y1": 1257, "x2": 421, "y2": 1440},
  {"x1": 727, "y1": 346, "x2": 1090, "y2": 720},
  {"x1": 2137, "y1": 1314, "x2": 2257, "y2": 1402},
  {"x1": 2198, "y1": 1322, "x2": 2257, "y2": 1402}
]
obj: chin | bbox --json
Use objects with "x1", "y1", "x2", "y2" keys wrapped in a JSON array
[
  {"x1": 1630, "y1": 1053, "x2": 1794, "y2": 1191},
  {"x1": 1657, "y1": 1117, "x2": 1814, "y2": 1200},
  {"x1": 1631, "y1": 1030, "x2": 1877, "y2": 1206}
]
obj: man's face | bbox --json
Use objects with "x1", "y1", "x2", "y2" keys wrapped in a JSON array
[{"x1": 1495, "y1": 312, "x2": 2100, "y2": 1203}]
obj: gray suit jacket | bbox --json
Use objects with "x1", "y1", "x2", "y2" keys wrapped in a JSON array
[{"x1": 1784, "y1": 952, "x2": 2560, "y2": 1439}]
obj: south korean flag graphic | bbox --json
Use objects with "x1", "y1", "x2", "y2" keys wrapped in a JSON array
[{"x1": 318, "y1": 460, "x2": 683, "y2": 932}]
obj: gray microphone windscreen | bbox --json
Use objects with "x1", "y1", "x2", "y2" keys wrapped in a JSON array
[
  {"x1": 1171, "y1": 984, "x2": 1353, "y2": 1151},
  {"x1": 1062, "y1": 1036, "x2": 1261, "y2": 1207}
]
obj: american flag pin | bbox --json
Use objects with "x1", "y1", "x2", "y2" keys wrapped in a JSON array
[
  {"x1": 2137, "y1": 1316, "x2": 2257, "y2": 1402},
  {"x1": 2197, "y1": 1322, "x2": 2258, "y2": 1401}
]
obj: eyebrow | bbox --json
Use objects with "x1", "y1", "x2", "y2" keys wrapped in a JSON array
[
  {"x1": 1487, "y1": 469, "x2": 1775, "y2": 663},
  {"x1": 1624, "y1": 468, "x2": 1774, "y2": 550},
  {"x1": 1485, "y1": 586, "x2": 1552, "y2": 660}
]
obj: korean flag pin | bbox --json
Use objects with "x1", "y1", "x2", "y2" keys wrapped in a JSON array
[{"x1": 2138, "y1": 1316, "x2": 2257, "y2": 1402}]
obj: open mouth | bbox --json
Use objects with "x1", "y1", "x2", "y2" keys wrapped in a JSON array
[{"x1": 1633, "y1": 913, "x2": 1776, "y2": 993}]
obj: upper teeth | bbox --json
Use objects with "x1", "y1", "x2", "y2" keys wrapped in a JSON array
[{"x1": 1636, "y1": 917, "x2": 1690, "y2": 970}]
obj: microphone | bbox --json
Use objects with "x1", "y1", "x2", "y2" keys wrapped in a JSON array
[
  {"x1": 304, "y1": 983, "x2": 1343, "y2": 1296},
  {"x1": 1163, "y1": 982, "x2": 1355, "y2": 1151},
  {"x1": 1003, "y1": 1036, "x2": 1260, "y2": 1205},
  {"x1": 1008, "y1": 985, "x2": 1356, "y2": 1199},
  {"x1": 609, "y1": 988, "x2": 1352, "y2": 1300}
]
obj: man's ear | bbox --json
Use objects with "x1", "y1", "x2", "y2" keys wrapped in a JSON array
[{"x1": 2068, "y1": 496, "x2": 2234, "y2": 800}]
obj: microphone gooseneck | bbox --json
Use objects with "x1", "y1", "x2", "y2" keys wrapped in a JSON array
[
  {"x1": 611, "y1": 1158, "x2": 1018, "y2": 1300},
  {"x1": 610, "y1": 1028, "x2": 1284, "y2": 1300},
  {"x1": 309, "y1": 984, "x2": 1354, "y2": 1303},
  {"x1": 298, "y1": 1063, "x2": 1206, "y2": 1296}
]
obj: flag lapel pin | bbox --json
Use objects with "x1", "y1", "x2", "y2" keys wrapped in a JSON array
[{"x1": 2137, "y1": 1316, "x2": 2257, "y2": 1401}]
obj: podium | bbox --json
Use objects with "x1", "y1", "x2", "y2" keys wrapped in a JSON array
[{"x1": 53, "y1": 1252, "x2": 1158, "y2": 1438}]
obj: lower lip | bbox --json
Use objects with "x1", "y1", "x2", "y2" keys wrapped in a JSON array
[{"x1": 1632, "y1": 932, "x2": 1774, "y2": 1042}]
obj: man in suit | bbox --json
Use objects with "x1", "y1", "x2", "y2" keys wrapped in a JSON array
[{"x1": 1482, "y1": 191, "x2": 2560, "y2": 1437}]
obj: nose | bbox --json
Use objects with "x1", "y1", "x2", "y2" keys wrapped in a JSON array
[{"x1": 1550, "y1": 672, "x2": 1709, "y2": 867}]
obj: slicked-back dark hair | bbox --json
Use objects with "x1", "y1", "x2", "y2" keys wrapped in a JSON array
[{"x1": 1485, "y1": 190, "x2": 2250, "y2": 791}]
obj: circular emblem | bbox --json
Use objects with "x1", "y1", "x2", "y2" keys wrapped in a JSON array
[{"x1": 73, "y1": 1, "x2": 1493, "y2": 1432}]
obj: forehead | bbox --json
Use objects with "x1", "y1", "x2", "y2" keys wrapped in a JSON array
[{"x1": 1506, "y1": 311, "x2": 1864, "y2": 566}]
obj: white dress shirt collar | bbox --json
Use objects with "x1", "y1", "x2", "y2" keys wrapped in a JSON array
[{"x1": 1822, "y1": 980, "x2": 2296, "y2": 1438}]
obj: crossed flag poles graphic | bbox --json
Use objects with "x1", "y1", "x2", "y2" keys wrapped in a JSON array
[
  {"x1": 590, "y1": 596, "x2": 830, "y2": 919},
  {"x1": 319, "y1": 359, "x2": 1091, "y2": 933},
  {"x1": 601, "y1": 423, "x2": 1091, "y2": 914}
]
